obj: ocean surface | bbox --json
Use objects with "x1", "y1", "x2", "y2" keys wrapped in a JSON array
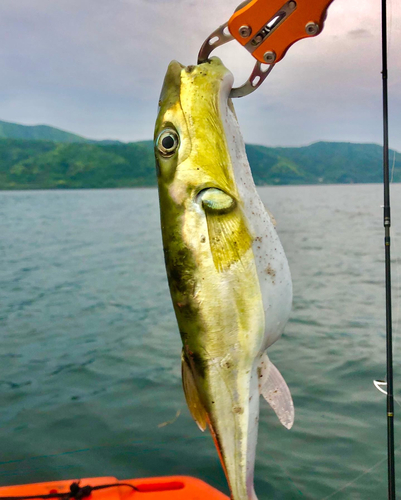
[{"x1": 1, "y1": 184, "x2": 401, "y2": 499}]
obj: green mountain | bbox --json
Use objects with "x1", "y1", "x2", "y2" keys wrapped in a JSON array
[
  {"x1": 0, "y1": 119, "x2": 89, "y2": 143},
  {"x1": 246, "y1": 141, "x2": 401, "y2": 185},
  {"x1": 0, "y1": 119, "x2": 399, "y2": 189},
  {"x1": 0, "y1": 139, "x2": 155, "y2": 189}
]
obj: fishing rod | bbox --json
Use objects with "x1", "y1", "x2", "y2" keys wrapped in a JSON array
[
  {"x1": 374, "y1": 0, "x2": 395, "y2": 495},
  {"x1": 381, "y1": 0, "x2": 396, "y2": 496}
]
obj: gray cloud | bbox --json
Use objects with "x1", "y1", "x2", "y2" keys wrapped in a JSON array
[{"x1": 0, "y1": 0, "x2": 400, "y2": 149}]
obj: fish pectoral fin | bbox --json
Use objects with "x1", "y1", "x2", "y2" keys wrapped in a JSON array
[
  {"x1": 258, "y1": 352, "x2": 294, "y2": 430},
  {"x1": 198, "y1": 188, "x2": 253, "y2": 272},
  {"x1": 181, "y1": 352, "x2": 207, "y2": 432}
]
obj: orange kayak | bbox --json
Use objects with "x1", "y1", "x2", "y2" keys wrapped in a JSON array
[{"x1": 0, "y1": 476, "x2": 229, "y2": 500}]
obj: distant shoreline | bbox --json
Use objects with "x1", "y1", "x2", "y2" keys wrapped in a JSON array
[{"x1": 0, "y1": 119, "x2": 400, "y2": 189}]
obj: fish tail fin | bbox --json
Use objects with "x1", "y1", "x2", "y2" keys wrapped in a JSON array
[{"x1": 205, "y1": 362, "x2": 261, "y2": 500}]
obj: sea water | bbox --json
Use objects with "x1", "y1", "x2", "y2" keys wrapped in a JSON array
[{"x1": 0, "y1": 184, "x2": 400, "y2": 499}]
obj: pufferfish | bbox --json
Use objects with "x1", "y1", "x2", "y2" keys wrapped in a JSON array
[{"x1": 154, "y1": 57, "x2": 293, "y2": 500}]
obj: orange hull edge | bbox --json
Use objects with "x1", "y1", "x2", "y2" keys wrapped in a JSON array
[{"x1": 0, "y1": 476, "x2": 229, "y2": 500}]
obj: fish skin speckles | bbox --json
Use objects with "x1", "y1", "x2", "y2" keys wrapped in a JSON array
[{"x1": 154, "y1": 57, "x2": 293, "y2": 500}]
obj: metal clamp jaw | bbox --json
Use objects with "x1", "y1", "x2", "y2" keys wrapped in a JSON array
[
  {"x1": 198, "y1": 0, "x2": 334, "y2": 98},
  {"x1": 198, "y1": 22, "x2": 275, "y2": 98}
]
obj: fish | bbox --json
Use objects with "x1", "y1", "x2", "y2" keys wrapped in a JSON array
[{"x1": 154, "y1": 57, "x2": 294, "y2": 500}]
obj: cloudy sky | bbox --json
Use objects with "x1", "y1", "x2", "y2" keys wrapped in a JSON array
[{"x1": 0, "y1": 0, "x2": 400, "y2": 149}]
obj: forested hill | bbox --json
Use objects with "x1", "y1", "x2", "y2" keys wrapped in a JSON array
[
  {"x1": 0, "y1": 120, "x2": 89, "y2": 143},
  {"x1": 0, "y1": 120, "x2": 399, "y2": 189},
  {"x1": 246, "y1": 141, "x2": 401, "y2": 185}
]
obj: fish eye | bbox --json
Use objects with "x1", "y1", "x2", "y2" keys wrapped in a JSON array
[{"x1": 157, "y1": 128, "x2": 179, "y2": 157}]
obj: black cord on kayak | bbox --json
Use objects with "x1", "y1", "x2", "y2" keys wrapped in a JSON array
[
  {"x1": 0, "y1": 481, "x2": 139, "y2": 500},
  {"x1": 381, "y1": 0, "x2": 396, "y2": 498}
]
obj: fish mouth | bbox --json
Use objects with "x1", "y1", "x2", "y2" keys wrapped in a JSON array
[
  {"x1": 156, "y1": 60, "x2": 185, "y2": 118},
  {"x1": 167, "y1": 59, "x2": 185, "y2": 73}
]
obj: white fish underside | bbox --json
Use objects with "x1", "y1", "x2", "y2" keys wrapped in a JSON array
[{"x1": 216, "y1": 66, "x2": 294, "y2": 500}]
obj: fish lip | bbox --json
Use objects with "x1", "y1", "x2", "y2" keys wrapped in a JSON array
[{"x1": 168, "y1": 60, "x2": 185, "y2": 71}]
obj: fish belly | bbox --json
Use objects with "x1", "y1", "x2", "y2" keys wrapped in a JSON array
[
  {"x1": 220, "y1": 90, "x2": 293, "y2": 349},
  {"x1": 179, "y1": 200, "x2": 265, "y2": 500}
]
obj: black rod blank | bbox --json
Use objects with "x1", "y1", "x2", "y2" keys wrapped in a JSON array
[{"x1": 381, "y1": 0, "x2": 396, "y2": 497}]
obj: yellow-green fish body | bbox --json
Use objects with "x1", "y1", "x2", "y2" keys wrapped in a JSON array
[{"x1": 154, "y1": 58, "x2": 293, "y2": 500}]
